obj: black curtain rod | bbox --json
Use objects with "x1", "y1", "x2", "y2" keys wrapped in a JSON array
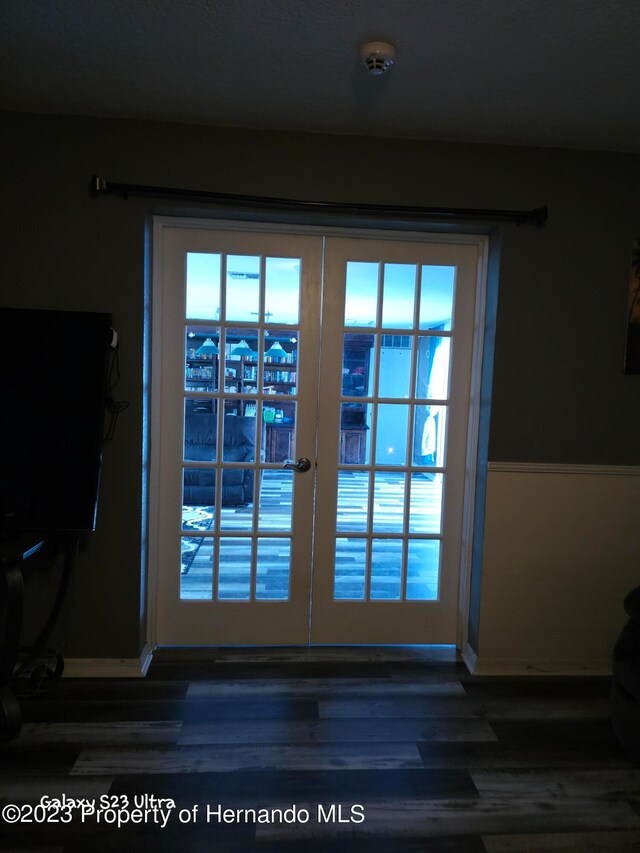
[{"x1": 90, "y1": 175, "x2": 547, "y2": 227}]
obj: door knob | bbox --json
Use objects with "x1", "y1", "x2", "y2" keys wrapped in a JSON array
[{"x1": 283, "y1": 457, "x2": 311, "y2": 473}]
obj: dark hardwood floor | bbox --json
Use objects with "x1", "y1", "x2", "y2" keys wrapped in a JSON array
[{"x1": 2, "y1": 648, "x2": 640, "y2": 851}]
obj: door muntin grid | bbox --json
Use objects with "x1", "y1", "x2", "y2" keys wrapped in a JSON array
[
  {"x1": 180, "y1": 251, "x2": 301, "y2": 601},
  {"x1": 334, "y1": 261, "x2": 454, "y2": 602}
]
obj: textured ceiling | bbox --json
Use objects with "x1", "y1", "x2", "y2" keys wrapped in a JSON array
[{"x1": 2, "y1": 0, "x2": 640, "y2": 152}]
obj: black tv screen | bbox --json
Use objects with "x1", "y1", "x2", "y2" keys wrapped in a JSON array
[{"x1": 0, "y1": 307, "x2": 113, "y2": 534}]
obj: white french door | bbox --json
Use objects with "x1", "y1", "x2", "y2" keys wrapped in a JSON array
[{"x1": 152, "y1": 220, "x2": 483, "y2": 645}]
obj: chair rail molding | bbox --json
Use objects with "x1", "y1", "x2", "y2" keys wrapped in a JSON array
[{"x1": 488, "y1": 461, "x2": 640, "y2": 476}]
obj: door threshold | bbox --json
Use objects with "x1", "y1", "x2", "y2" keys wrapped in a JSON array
[{"x1": 153, "y1": 644, "x2": 458, "y2": 664}]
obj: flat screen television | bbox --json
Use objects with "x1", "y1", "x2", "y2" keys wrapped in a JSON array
[{"x1": 0, "y1": 307, "x2": 113, "y2": 534}]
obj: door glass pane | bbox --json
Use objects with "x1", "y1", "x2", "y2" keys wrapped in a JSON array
[
  {"x1": 218, "y1": 537, "x2": 252, "y2": 600},
  {"x1": 259, "y1": 469, "x2": 293, "y2": 532},
  {"x1": 223, "y1": 405, "x2": 256, "y2": 463},
  {"x1": 182, "y1": 468, "x2": 216, "y2": 530},
  {"x1": 334, "y1": 538, "x2": 367, "y2": 600},
  {"x1": 225, "y1": 255, "x2": 260, "y2": 322},
  {"x1": 370, "y1": 539, "x2": 402, "y2": 600},
  {"x1": 342, "y1": 334, "x2": 374, "y2": 397},
  {"x1": 337, "y1": 470, "x2": 369, "y2": 532},
  {"x1": 224, "y1": 327, "x2": 258, "y2": 392},
  {"x1": 265, "y1": 258, "x2": 300, "y2": 325},
  {"x1": 375, "y1": 404, "x2": 408, "y2": 465},
  {"x1": 420, "y1": 265, "x2": 455, "y2": 331},
  {"x1": 372, "y1": 472, "x2": 405, "y2": 534},
  {"x1": 184, "y1": 399, "x2": 217, "y2": 462},
  {"x1": 256, "y1": 537, "x2": 290, "y2": 600},
  {"x1": 382, "y1": 264, "x2": 416, "y2": 328},
  {"x1": 406, "y1": 540, "x2": 440, "y2": 600},
  {"x1": 264, "y1": 330, "x2": 298, "y2": 395},
  {"x1": 236, "y1": 351, "x2": 258, "y2": 396},
  {"x1": 219, "y1": 468, "x2": 254, "y2": 531},
  {"x1": 340, "y1": 403, "x2": 371, "y2": 464},
  {"x1": 378, "y1": 338, "x2": 412, "y2": 398},
  {"x1": 409, "y1": 474, "x2": 443, "y2": 534},
  {"x1": 264, "y1": 401, "x2": 296, "y2": 463},
  {"x1": 180, "y1": 536, "x2": 213, "y2": 600},
  {"x1": 416, "y1": 337, "x2": 450, "y2": 400},
  {"x1": 414, "y1": 405, "x2": 447, "y2": 467},
  {"x1": 344, "y1": 261, "x2": 379, "y2": 327},
  {"x1": 186, "y1": 327, "x2": 219, "y2": 392},
  {"x1": 186, "y1": 253, "x2": 221, "y2": 320}
]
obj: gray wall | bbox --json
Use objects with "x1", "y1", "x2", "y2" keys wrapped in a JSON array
[{"x1": 3, "y1": 111, "x2": 639, "y2": 658}]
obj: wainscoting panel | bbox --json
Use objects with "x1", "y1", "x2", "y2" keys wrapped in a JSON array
[{"x1": 473, "y1": 463, "x2": 640, "y2": 675}]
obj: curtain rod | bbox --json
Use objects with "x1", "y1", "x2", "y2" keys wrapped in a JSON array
[{"x1": 90, "y1": 175, "x2": 547, "y2": 227}]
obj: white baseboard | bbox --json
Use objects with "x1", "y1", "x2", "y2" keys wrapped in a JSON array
[
  {"x1": 460, "y1": 643, "x2": 610, "y2": 676},
  {"x1": 468, "y1": 656, "x2": 612, "y2": 676},
  {"x1": 461, "y1": 642, "x2": 478, "y2": 673},
  {"x1": 64, "y1": 643, "x2": 155, "y2": 678}
]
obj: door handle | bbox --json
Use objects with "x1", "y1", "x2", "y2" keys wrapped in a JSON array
[{"x1": 283, "y1": 457, "x2": 311, "y2": 473}]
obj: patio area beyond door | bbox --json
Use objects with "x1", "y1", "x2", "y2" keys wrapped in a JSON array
[{"x1": 152, "y1": 221, "x2": 482, "y2": 645}]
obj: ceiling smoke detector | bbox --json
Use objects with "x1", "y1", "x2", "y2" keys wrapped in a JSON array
[{"x1": 359, "y1": 41, "x2": 396, "y2": 76}]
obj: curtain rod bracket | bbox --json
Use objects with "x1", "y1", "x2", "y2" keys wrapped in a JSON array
[{"x1": 90, "y1": 175, "x2": 547, "y2": 228}]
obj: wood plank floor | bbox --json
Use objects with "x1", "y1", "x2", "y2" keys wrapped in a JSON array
[{"x1": 1, "y1": 649, "x2": 639, "y2": 851}]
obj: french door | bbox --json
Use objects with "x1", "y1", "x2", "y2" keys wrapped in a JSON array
[{"x1": 152, "y1": 221, "x2": 482, "y2": 645}]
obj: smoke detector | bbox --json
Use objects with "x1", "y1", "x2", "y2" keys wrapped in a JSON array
[{"x1": 359, "y1": 41, "x2": 396, "y2": 76}]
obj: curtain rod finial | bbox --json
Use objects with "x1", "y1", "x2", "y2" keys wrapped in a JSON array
[{"x1": 90, "y1": 175, "x2": 108, "y2": 195}]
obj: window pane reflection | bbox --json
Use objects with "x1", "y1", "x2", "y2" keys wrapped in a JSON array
[
  {"x1": 218, "y1": 537, "x2": 252, "y2": 600},
  {"x1": 378, "y1": 337, "x2": 412, "y2": 398},
  {"x1": 264, "y1": 330, "x2": 298, "y2": 395},
  {"x1": 334, "y1": 538, "x2": 366, "y2": 600},
  {"x1": 259, "y1": 470, "x2": 293, "y2": 532},
  {"x1": 340, "y1": 403, "x2": 371, "y2": 464},
  {"x1": 345, "y1": 261, "x2": 379, "y2": 327},
  {"x1": 224, "y1": 327, "x2": 258, "y2": 394},
  {"x1": 180, "y1": 536, "x2": 213, "y2": 601},
  {"x1": 182, "y1": 469, "x2": 216, "y2": 529},
  {"x1": 186, "y1": 253, "x2": 221, "y2": 320},
  {"x1": 408, "y1": 474, "x2": 443, "y2": 534},
  {"x1": 184, "y1": 398, "x2": 217, "y2": 462},
  {"x1": 223, "y1": 404, "x2": 256, "y2": 463},
  {"x1": 406, "y1": 540, "x2": 440, "y2": 600},
  {"x1": 226, "y1": 256, "x2": 260, "y2": 322},
  {"x1": 372, "y1": 472, "x2": 405, "y2": 534},
  {"x1": 342, "y1": 334, "x2": 374, "y2": 398},
  {"x1": 370, "y1": 539, "x2": 402, "y2": 600},
  {"x1": 263, "y1": 401, "x2": 296, "y2": 463},
  {"x1": 256, "y1": 538, "x2": 290, "y2": 600},
  {"x1": 265, "y1": 258, "x2": 300, "y2": 325},
  {"x1": 185, "y1": 327, "x2": 219, "y2": 392},
  {"x1": 337, "y1": 471, "x2": 369, "y2": 532},
  {"x1": 420, "y1": 266, "x2": 455, "y2": 331},
  {"x1": 415, "y1": 337, "x2": 450, "y2": 400},
  {"x1": 413, "y1": 405, "x2": 447, "y2": 468},
  {"x1": 219, "y1": 469, "x2": 254, "y2": 531},
  {"x1": 375, "y1": 404, "x2": 408, "y2": 465},
  {"x1": 382, "y1": 264, "x2": 416, "y2": 328}
]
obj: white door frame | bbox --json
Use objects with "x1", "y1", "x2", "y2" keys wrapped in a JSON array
[{"x1": 146, "y1": 215, "x2": 489, "y2": 652}]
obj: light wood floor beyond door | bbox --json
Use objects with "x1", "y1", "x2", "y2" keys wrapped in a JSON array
[
  {"x1": 2, "y1": 649, "x2": 639, "y2": 851},
  {"x1": 153, "y1": 221, "x2": 484, "y2": 645}
]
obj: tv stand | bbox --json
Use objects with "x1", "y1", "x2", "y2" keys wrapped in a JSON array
[{"x1": 0, "y1": 536, "x2": 45, "y2": 741}]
